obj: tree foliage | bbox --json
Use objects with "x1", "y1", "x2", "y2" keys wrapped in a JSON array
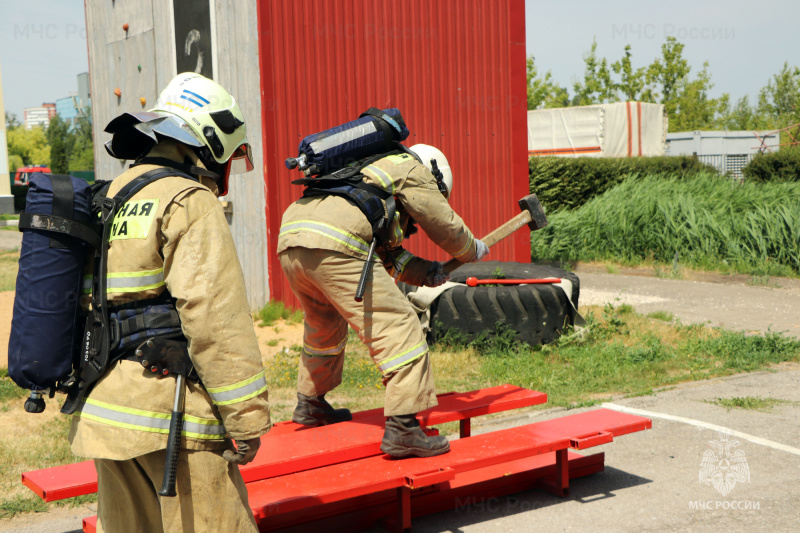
[
  {"x1": 6, "y1": 124, "x2": 50, "y2": 170},
  {"x1": 529, "y1": 36, "x2": 800, "y2": 134},
  {"x1": 526, "y1": 56, "x2": 569, "y2": 110},
  {"x1": 757, "y1": 62, "x2": 800, "y2": 129},
  {"x1": 46, "y1": 114, "x2": 72, "y2": 174},
  {"x1": 573, "y1": 39, "x2": 616, "y2": 105},
  {"x1": 69, "y1": 114, "x2": 95, "y2": 171},
  {"x1": 4, "y1": 111, "x2": 94, "y2": 174},
  {"x1": 611, "y1": 45, "x2": 646, "y2": 101}
]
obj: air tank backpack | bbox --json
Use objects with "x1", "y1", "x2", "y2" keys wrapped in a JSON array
[{"x1": 8, "y1": 168, "x2": 195, "y2": 414}]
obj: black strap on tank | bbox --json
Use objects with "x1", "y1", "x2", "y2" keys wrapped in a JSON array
[
  {"x1": 18, "y1": 211, "x2": 102, "y2": 250},
  {"x1": 360, "y1": 108, "x2": 403, "y2": 150},
  {"x1": 48, "y1": 174, "x2": 75, "y2": 249}
]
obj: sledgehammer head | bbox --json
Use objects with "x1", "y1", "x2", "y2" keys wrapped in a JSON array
[{"x1": 519, "y1": 194, "x2": 548, "y2": 231}]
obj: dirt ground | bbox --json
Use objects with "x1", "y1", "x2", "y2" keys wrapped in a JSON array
[{"x1": 0, "y1": 292, "x2": 12, "y2": 368}]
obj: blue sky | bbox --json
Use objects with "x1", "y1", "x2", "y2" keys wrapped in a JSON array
[
  {"x1": 1, "y1": 1, "x2": 799, "y2": 119},
  {"x1": 526, "y1": 0, "x2": 800, "y2": 105}
]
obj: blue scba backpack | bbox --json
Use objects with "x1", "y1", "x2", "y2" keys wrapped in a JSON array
[
  {"x1": 8, "y1": 169, "x2": 194, "y2": 414},
  {"x1": 8, "y1": 174, "x2": 98, "y2": 408},
  {"x1": 285, "y1": 107, "x2": 410, "y2": 176}
]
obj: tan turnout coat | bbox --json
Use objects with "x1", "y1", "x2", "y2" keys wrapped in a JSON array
[{"x1": 69, "y1": 163, "x2": 270, "y2": 460}]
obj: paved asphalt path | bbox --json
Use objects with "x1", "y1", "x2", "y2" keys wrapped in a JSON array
[
  {"x1": 2, "y1": 270, "x2": 799, "y2": 532},
  {"x1": 0, "y1": 228, "x2": 21, "y2": 251},
  {"x1": 383, "y1": 364, "x2": 800, "y2": 533},
  {"x1": 577, "y1": 271, "x2": 800, "y2": 339}
]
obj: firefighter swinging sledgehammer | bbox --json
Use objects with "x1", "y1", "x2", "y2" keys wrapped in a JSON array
[{"x1": 279, "y1": 129, "x2": 489, "y2": 458}]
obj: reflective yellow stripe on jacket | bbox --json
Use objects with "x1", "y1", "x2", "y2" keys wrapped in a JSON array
[
  {"x1": 206, "y1": 371, "x2": 268, "y2": 406},
  {"x1": 280, "y1": 220, "x2": 380, "y2": 260},
  {"x1": 362, "y1": 164, "x2": 395, "y2": 193},
  {"x1": 391, "y1": 250, "x2": 414, "y2": 279},
  {"x1": 83, "y1": 267, "x2": 166, "y2": 294},
  {"x1": 73, "y1": 398, "x2": 226, "y2": 440}
]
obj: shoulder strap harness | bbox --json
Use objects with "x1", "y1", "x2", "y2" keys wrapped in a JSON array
[{"x1": 61, "y1": 166, "x2": 198, "y2": 414}]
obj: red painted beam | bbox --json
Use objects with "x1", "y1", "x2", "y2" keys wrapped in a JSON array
[
  {"x1": 82, "y1": 452, "x2": 604, "y2": 533},
  {"x1": 21, "y1": 460, "x2": 98, "y2": 502},
  {"x1": 246, "y1": 409, "x2": 650, "y2": 524},
  {"x1": 24, "y1": 385, "x2": 547, "y2": 501},
  {"x1": 81, "y1": 407, "x2": 651, "y2": 533}
]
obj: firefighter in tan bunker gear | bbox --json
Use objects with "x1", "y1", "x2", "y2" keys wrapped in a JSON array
[
  {"x1": 278, "y1": 144, "x2": 489, "y2": 458},
  {"x1": 68, "y1": 74, "x2": 270, "y2": 532}
]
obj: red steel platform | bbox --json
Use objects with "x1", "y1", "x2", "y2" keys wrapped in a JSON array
[{"x1": 21, "y1": 385, "x2": 651, "y2": 532}]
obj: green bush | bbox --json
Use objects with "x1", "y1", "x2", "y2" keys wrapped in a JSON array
[
  {"x1": 742, "y1": 149, "x2": 800, "y2": 183},
  {"x1": 531, "y1": 173, "x2": 800, "y2": 275},
  {"x1": 529, "y1": 156, "x2": 719, "y2": 212}
]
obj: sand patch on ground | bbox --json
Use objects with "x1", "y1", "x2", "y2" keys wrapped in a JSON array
[
  {"x1": 253, "y1": 319, "x2": 305, "y2": 365},
  {"x1": 0, "y1": 292, "x2": 13, "y2": 368}
]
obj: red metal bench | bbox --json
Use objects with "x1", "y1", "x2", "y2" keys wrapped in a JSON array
[
  {"x1": 21, "y1": 386, "x2": 651, "y2": 532},
  {"x1": 22, "y1": 385, "x2": 546, "y2": 500}
]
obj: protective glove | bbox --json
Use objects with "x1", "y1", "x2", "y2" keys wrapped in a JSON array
[
  {"x1": 424, "y1": 261, "x2": 450, "y2": 287},
  {"x1": 472, "y1": 239, "x2": 489, "y2": 262},
  {"x1": 223, "y1": 437, "x2": 261, "y2": 465}
]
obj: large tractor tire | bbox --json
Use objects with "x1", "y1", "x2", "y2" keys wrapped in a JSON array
[{"x1": 416, "y1": 261, "x2": 580, "y2": 347}]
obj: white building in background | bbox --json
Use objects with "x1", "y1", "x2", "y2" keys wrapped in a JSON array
[
  {"x1": 527, "y1": 102, "x2": 668, "y2": 158},
  {"x1": 665, "y1": 130, "x2": 780, "y2": 181},
  {"x1": 23, "y1": 103, "x2": 56, "y2": 130},
  {"x1": 1, "y1": 62, "x2": 12, "y2": 214}
]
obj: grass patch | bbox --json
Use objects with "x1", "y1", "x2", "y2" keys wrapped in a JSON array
[
  {"x1": 532, "y1": 174, "x2": 800, "y2": 278},
  {"x1": 0, "y1": 369, "x2": 27, "y2": 404},
  {"x1": 605, "y1": 264, "x2": 620, "y2": 274},
  {"x1": 0, "y1": 251, "x2": 20, "y2": 291},
  {"x1": 256, "y1": 300, "x2": 303, "y2": 327},
  {"x1": 432, "y1": 303, "x2": 800, "y2": 408},
  {"x1": 0, "y1": 403, "x2": 87, "y2": 516},
  {"x1": 266, "y1": 339, "x2": 281, "y2": 347},
  {"x1": 0, "y1": 495, "x2": 48, "y2": 519},
  {"x1": 747, "y1": 275, "x2": 781, "y2": 288},
  {"x1": 706, "y1": 396, "x2": 792, "y2": 411},
  {"x1": 647, "y1": 310, "x2": 675, "y2": 322},
  {"x1": 0, "y1": 493, "x2": 96, "y2": 520}
]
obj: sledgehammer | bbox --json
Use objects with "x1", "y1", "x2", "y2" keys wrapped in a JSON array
[{"x1": 443, "y1": 194, "x2": 548, "y2": 275}]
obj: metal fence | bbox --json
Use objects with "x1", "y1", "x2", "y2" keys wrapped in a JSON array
[{"x1": 696, "y1": 154, "x2": 755, "y2": 183}]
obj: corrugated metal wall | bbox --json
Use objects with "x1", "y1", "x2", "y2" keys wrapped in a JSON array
[{"x1": 258, "y1": 0, "x2": 529, "y2": 305}]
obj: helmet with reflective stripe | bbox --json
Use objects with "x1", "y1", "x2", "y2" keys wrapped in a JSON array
[
  {"x1": 104, "y1": 73, "x2": 253, "y2": 195},
  {"x1": 150, "y1": 73, "x2": 252, "y2": 170},
  {"x1": 409, "y1": 144, "x2": 453, "y2": 199}
]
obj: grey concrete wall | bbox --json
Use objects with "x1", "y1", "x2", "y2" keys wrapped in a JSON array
[{"x1": 84, "y1": 0, "x2": 269, "y2": 308}]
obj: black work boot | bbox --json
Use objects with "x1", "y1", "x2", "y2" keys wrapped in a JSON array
[
  {"x1": 380, "y1": 415, "x2": 451, "y2": 458},
  {"x1": 292, "y1": 393, "x2": 352, "y2": 427}
]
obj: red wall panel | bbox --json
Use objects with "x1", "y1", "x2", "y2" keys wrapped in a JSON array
[{"x1": 258, "y1": 0, "x2": 529, "y2": 305}]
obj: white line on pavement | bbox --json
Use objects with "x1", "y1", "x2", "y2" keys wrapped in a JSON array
[{"x1": 602, "y1": 402, "x2": 800, "y2": 457}]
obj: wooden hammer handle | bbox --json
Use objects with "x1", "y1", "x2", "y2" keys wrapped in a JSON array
[{"x1": 442, "y1": 210, "x2": 533, "y2": 275}]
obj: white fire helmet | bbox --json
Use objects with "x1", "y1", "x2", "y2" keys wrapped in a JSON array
[
  {"x1": 409, "y1": 144, "x2": 453, "y2": 198},
  {"x1": 104, "y1": 73, "x2": 253, "y2": 196}
]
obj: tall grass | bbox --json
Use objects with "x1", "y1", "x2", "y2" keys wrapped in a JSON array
[{"x1": 532, "y1": 173, "x2": 800, "y2": 276}]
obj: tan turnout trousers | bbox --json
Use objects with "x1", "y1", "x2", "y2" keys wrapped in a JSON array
[
  {"x1": 94, "y1": 449, "x2": 256, "y2": 533},
  {"x1": 279, "y1": 248, "x2": 437, "y2": 416}
]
